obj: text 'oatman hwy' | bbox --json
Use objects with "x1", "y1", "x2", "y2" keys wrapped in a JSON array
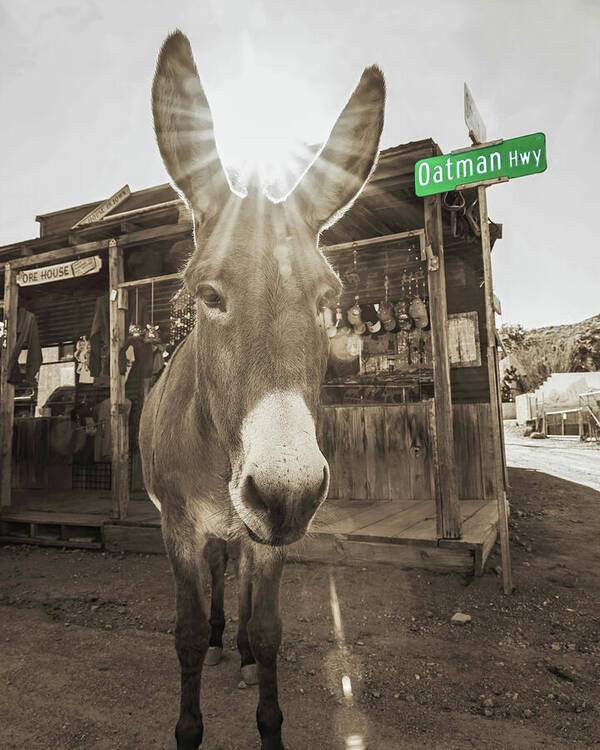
[{"x1": 415, "y1": 132, "x2": 547, "y2": 196}]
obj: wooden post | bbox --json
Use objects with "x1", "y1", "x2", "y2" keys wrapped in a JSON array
[
  {"x1": 0, "y1": 265, "x2": 18, "y2": 507},
  {"x1": 493, "y1": 334, "x2": 510, "y2": 490},
  {"x1": 108, "y1": 239, "x2": 129, "y2": 519},
  {"x1": 478, "y1": 185, "x2": 513, "y2": 594},
  {"x1": 424, "y1": 195, "x2": 461, "y2": 539}
]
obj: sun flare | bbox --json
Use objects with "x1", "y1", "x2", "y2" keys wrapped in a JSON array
[{"x1": 209, "y1": 41, "x2": 321, "y2": 196}]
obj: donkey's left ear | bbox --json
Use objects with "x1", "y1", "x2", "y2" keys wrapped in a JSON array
[
  {"x1": 290, "y1": 66, "x2": 385, "y2": 232},
  {"x1": 152, "y1": 30, "x2": 231, "y2": 220}
]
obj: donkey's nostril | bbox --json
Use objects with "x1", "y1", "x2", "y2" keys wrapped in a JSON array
[
  {"x1": 242, "y1": 474, "x2": 287, "y2": 532},
  {"x1": 320, "y1": 465, "x2": 329, "y2": 497},
  {"x1": 243, "y1": 475, "x2": 269, "y2": 516}
]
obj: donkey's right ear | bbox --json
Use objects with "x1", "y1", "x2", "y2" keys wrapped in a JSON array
[{"x1": 152, "y1": 30, "x2": 230, "y2": 219}]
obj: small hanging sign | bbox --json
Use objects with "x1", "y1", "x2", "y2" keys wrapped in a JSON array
[
  {"x1": 72, "y1": 185, "x2": 130, "y2": 227},
  {"x1": 17, "y1": 255, "x2": 102, "y2": 286}
]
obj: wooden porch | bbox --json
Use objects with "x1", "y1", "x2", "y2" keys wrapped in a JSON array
[{"x1": 0, "y1": 490, "x2": 497, "y2": 575}]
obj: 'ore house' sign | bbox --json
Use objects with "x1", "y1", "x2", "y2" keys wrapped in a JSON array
[{"x1": 415, "y1": 132, "x2": 546, "y2": 196}]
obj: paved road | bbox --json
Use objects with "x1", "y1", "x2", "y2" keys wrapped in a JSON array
[{"x1": 505, "y1": 429, "x2": 600, "y2": 493}]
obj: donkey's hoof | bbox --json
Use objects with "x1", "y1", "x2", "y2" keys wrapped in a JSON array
[
  {"x1": 205, "y1": 646, "x2": 223, "y2": 666},
  {"x1": 241, "y1": 663, "x2": 259, "y2": 685}
]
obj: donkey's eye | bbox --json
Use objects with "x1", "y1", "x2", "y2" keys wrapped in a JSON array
[{"x1": 198, "y1": 285, "x2": 226, "y2": 311}]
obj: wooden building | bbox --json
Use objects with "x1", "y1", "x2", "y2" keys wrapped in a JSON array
[{"x1": 0, "y1": 139, "x2": 508, "y2": 575}]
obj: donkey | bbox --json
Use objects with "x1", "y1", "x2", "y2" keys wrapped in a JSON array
[{"x1": 140, "y1": 30, "x2": 385, "y2": 750}]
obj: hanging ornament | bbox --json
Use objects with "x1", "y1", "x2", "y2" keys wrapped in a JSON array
[
  {"x1": 128, "y1": 288, "x2": 144, "y2": 339},
  {"x1": 409, "y1": 269, "x2": 429, "y2": 330},
  {"x1": 395, "y1": 270, "x2": 413, "y2": 332},
  {"x1": 347, "y1": 294, "x2": 365, "y2": 335},
  {"x1": 344, "y1": 249, "x2": 361, "y2": 289},
  {"x1": 144, "y1": 280, "x2": 161, "y2": 342},
  {"x1": 378, "y1": 266, "x2": 397, "y2": 333}
]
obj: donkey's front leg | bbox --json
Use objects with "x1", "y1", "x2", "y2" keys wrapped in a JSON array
[
  {"x1": 247, "y1": 545, "x2": 286, "y2": 750},
  {"x1": 171, "y1": 554, "x2": 211, "y2": 750}
]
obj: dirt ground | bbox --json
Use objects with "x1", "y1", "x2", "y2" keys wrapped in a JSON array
[{"x1": 1, "y1": 430, "x2": 599, "y2": 749}]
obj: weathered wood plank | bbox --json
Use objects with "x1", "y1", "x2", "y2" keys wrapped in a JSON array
[
  {"x1": 406, "y1": 403, "x2": 434, "y2": 500},
  {"x1": 312, "y1": 500, "x2": 376, "y2": 532},
  {"x1": 0, "y1": 533, "x2": 102, "y2": 550},
  {"x1": 317, "y1": 407, "x2": 338, "y2": 496},
  {"x1": 385, "y1": 404, "x2": 413, "y2": 500},
  {"x1": 453, "y1": 404, "x2": 484, "y2": 499},
  {"x1": 476, "y1": 404, "x2": 496, "y2": 501},
  {"x1": 331, "y1": 408, "x2": 354, "y2": 499},
  {"x1": 0, "y1": 510, "x2": 108, "y2": 526},
  {"x1": 0, "y1": 265, "x2": 18, "y2": 507},
  {"x1": 405, "y1": 499, "x2": 486, "y2": 543},
  {"x1": 108, "y1": 239, "x2": 129, "y2": 519},
  {"x1": 9, "y1": 221, "x2": 193, "y2": 270},
  {"x1": 293, "y1": 535, "x2": 473, "y2": 571},
  {"x1": 459, "y1": 501, "x2": 498, "y2": 544},
  {"x1": 353, "y1": 501, "x2": 434, "y2": 541},
  {"x1": 320, "y1": 404, "x2": 438, "y2": 504},
  {"x1": 478, "y1": 184, "x2": 512, "y2": 593},
  {"x1": 424, "y1": 195, "x2": 461, "y2": 538},
  {"x1": 313, "y1": 502, "x2": 399, "y2": 535},
  {"x1": 364, "y1": 406, "x2": 388, "y2": 500}
]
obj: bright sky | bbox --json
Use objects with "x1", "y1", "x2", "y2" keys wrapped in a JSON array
[{"x1": 1, "y1": 0, "x2": 598, "y2": 328}]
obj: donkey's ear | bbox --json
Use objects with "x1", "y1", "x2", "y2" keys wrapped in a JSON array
[
  {"x1": 152, "y1": 30, "x2": 230, "y2": 219},
  {"x1": 290, "y1": 67, "x2": 385, "y2": 232}
]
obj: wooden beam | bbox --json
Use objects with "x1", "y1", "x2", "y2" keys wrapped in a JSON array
[
  {"x1": 118, "y1": 272, "x2": 181, "y2": 289},
  {"x1": 120, "y1": 220, "x2": 142, "y2": 234},
  {"x1": 424, "y1": 195, "x2": 461, "y2": 539},
  {"x1": 108, "y1": 239, "x2": 129, "y2": 520},
  {"x1": 0, "y1": 265, "x2": 18, "y2": 507},
  {"x1": 322, "y1": 229, "x2": 425, "y2": 254},
  {"x1": 478, "y1": 185, "x2": 513, "y2": 594},
  {"x1": 10, "y1": 221, "x2": 193, "y2": 270}
]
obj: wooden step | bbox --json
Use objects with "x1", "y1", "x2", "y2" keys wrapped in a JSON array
[{"x1": 0, "y1": 511, "x2": 104, "y2": 549}]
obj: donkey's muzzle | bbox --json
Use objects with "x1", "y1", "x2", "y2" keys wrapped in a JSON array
[{"x1": 240, "y1": 464, "x2": 329, "y2": 546}]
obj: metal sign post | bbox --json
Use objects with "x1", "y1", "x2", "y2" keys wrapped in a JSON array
[{"x1": 412, "y1": 84, "x2": 535, "y2": 593}]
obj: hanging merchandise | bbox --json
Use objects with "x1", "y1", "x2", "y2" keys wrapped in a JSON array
[
  {"x1": 118, "y1": 344, "x2": 136, "y2": 381},
  {"x1": 346, "y1": 250, "x2": 366, "y2": 335},
  {"x1": 128, "y1": 289, "x2": 144, "y2": 339},
  {"x1": 144, "y1": 281, "x2": 161, "y2": 343},
  {"x1": 409, "y1": 269, "x2": 429, "y2": 330},
  {"x1": 378, "y1": 272, "x2": 397, "y2": 332},
  {"x1": 169, "y1": 288, "x2": 196, "y2": 348},
  {"x1": 145, "y1": 280, "x2": 168, "y2": 375},
  {"x1": 332, "y1": 301, "x2": 351, "y2": 343},
  {"x1": 362, "y1": 303, "x2": 381, "y2": 334},
  {"x1": 343, "y1": 251, "x2": 361, "y2": 290},
  {"x1": 89, "y1": 296, "x2": 110, "y2": 386},
  {"x1": 74, "y1": 335, "x2": 93, "y2": 384},
  {"x1": 347, "y1": 296, "x2": 365, "y2": 335},
  {"x1": 6, "y1": 308, "x2": 42, "y2": 386},
  {"x1": 395, "y1": 271, "x2": 413, "y2": 332}
]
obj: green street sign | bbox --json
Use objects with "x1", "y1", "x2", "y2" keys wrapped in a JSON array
[{"x1": 414, "y1": 132, "x2": 547, "y2": 196}]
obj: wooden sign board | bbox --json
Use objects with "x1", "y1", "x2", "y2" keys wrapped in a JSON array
[
  {"x1": 464, "y1": 82, "x2": 486, "y2": 145},
  {"x1": 448, "y1": 311, "x2": 481, "y2": 368},
  {"x1": 17, "y1": 255, "x2": 102, "y2": 286},
  {"x1": 72, "y1": 185, "x2": 130, "y2": 227}
]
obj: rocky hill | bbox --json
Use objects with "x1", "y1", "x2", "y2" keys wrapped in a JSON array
[{"x1": 500, "y1": 314, "x2": 600, "y2": 394}]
